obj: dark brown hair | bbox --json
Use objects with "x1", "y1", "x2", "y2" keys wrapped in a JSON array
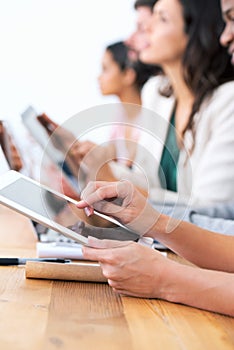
[
  {"x1": 106, "y1": 41, "x2": 157, "y2": 91},
  {"x1": 134, "y1": 0, "x2": 158, "y2": 11},
  {"x1": 162, "y1": 0, "x2": 234, "y2": 146}
]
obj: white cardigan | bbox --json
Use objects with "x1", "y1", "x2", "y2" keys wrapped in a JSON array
[{"x1": 110, "y1": 76, "x2": 234, "y2": 207}]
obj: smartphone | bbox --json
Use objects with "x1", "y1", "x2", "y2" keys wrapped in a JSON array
[{"x1": 0, "y1": 171, "x2": 139, "y2": 245}]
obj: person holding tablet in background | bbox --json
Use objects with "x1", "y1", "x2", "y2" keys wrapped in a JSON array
[
  {"x1": 70, "y1": 40, "x2": 157, "y2": 169},
  {"x1": 100, "y1": 41, "x2": 156, "y2": 168},
  {"x1": 36, "y1": 40, "x2": 156, "y2": 177}
]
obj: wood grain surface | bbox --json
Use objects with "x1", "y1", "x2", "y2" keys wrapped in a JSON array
[{"x1": 0, "y1": 205, "x2": 234, "y2": 350}]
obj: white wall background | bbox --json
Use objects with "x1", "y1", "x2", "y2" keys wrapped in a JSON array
[{"x1": 0, "y1": 0, "x2": 135, "y2": 125}]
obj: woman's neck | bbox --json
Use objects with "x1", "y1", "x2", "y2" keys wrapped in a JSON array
[
  {"x1": 119, "y1": 88, "x2": 141, "y2": 107},
  {"x1": 163, "y1": 63, "x2": 195, "y2": 133},
  {"x1": 163, "y1": 63, "x2": 193, "y2": 102},
  {"x1": 118, "y1": 87, "x2": 142, "y2": 121}
]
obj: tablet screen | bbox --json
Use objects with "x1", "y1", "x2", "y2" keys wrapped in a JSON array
[
  {"x1": 0, "y1": 178, "x2": 80, "y2": 228},
  {"x1": 0, "y1": 171, "x2": 142, "y2": 244}
]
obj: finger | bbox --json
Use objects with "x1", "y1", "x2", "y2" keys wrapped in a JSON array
[
  {"x1": 77, "y1": 198, "x2": 126, "y2": 220},
  {"x1": 44, "y1": 113, "x2": 58, "y2": 128},
  {"x1": 87, "y1": 236, "x2": 131, "y2": 249},
  {"x1": 82, "y1": 240, "x2": 132, "y2": 262},
  {"x1": 81, "y1": 181, "x2": 129, "y2": 207},
  {"x1": 82, "y1": 246, "x2": 108, "y2": 262},
  {"x1": 92, "y1": 199, "x2": 124, "y2": 217},
  {"x1": 77, "y1": 181, "x2": 134, "y2": 220},
  {"x1": 76, "y1": 199, "x2": 90, "y2": 209},
  {"x1": 81, "y1": 181, "x2": 119, "y2": 199}
]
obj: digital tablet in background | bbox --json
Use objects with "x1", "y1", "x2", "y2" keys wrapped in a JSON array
[
  {"x1": 21, "y1": 106, "x2": 81, "y2": 196},
  {"x1": 0, "y1": 171, "x2": 141, "y2": 245},
  {"x1": 21, "y1": 106, "x2": 64, "y2": 165}
]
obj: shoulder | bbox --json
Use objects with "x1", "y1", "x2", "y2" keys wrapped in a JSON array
[
  {"x1": 197, "y1": 81, "x2": 234, "y2": 124},
  {"x1": 141, "y1": 75, "x2": 174, "y2": 113},
  {"x1": 141, "y1": 75, "x2": 168, "y2": 98},
  {"x1": 190, "y1": 82, "x2": 234, "y2": 146},
  {"x1": 204, "y1": 81, "x2": 234, "y2": 109}
]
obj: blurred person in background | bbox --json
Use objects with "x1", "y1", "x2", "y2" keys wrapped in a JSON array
[
  {"x1": 125, "y1": 0, "x2": 162, "y2": 110},
  {"x1": 75, "y1": 2, "x2": 234, "y2": 311},
  {"x1": 79, "y1": 40, "x2": 155, "y2": 168},
  {"x1": 76, "y1": 0, "x2": 234, "y2": 209},
  {"x1": 31, "y1": 0, "x2": 234, "y2": 232}
]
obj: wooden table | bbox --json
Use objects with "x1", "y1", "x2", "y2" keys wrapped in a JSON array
[{"x1": 0, "y1": 205, "x2": 234, "y2": 350}]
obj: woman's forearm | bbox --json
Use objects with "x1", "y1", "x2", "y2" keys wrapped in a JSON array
[
  {"x1": 150, "y1": 214, "x2": 234, "y2": 272},
  {"x1": 161, "y1": 262, "x2": 234, "y2": 316}
]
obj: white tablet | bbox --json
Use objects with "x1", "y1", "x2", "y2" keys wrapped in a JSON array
[
  {"x1": 0, "y1": 170, "x2": 89, "y2": 244},
  {"x1": 21, "y1": 106, "x2": 81, "y2": 195},
  {"x1": 0, "y1": 171, "x2": 139, "y2": 245},
  {"x1": 21, "y1": 106, "x2": 64, "y2": 164}
]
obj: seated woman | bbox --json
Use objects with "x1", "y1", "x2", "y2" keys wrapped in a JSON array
[
  {"x1": 98, "y1": 41, "x2": 150, "y2": 167},
  {"x1": 34, "y1": 42, "x2": 157, "y2": 226},
  {"x1": 69, "y1": 40, "x2": 158, "y2": 170},
  {"x1": 37, "y1": 41, "x2": 157, "y2": 189},
  {"x1": 73, "y1": 0, "x2": 234, "y2": 208}
]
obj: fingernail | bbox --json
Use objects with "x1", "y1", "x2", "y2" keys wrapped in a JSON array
[{"x1": 84, "y1": 207, "x2": 93, "y2": 217}]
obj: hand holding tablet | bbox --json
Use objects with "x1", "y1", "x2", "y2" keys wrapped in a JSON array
[{"x1": 0, "y1": 171, "x2": 141, "y2": 246}]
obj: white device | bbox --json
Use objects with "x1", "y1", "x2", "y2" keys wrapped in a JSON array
[
  {"x1": 0, "y1": 170, "x2": 88, "y2": 244},
  {"x1": 21, "y1": 105, "x2": 81, "y2": 194},
  {"x1": 0, "y1": 171, "x2": 140, "y2": 245},
  {"x1": 21, "y1": 106, "x2": 64, "y2": 164}
]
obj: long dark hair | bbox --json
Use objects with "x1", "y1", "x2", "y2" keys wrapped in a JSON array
[
  {"x1": 163, "y1": 0, "x2": 234, "y2": 145},
  {"x1": 106, "y1": 41, "x2": 158, "y2": 91}
]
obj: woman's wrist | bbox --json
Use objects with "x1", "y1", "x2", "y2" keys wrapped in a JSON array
[
  {"x1": 154, "y1": 260, "x2": 202, "y2": 305},
  {"x1": 150, "y1": 257, "x2": 180, "y2": 300},
  {"x1": 147, "y1": 213, "x2": 169, "y2": 238}
]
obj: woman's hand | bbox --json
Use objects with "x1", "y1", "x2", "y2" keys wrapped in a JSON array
[
  {"x1": 82, "y1": 236, "x2": 172, "y2": 298},
  {"x1": 37, "y1": 113, "x2": 77, "y2": 153},
  {"x1": 37, "y1": 113, "x2": 59, "y2": 135},
  {"x1": 69, "y1": 140, "x2": 97, "y2": 167},
  {"x1": 77, "y1": 180, "x2": 160, "y2": 236},
  {"x1": 9, "y1": 138, "x2": 23, "y2": 171}
]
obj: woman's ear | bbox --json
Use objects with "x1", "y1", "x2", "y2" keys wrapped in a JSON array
[{"x1": 123, "y1": 68, "x2": 137, "y2": 86}]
